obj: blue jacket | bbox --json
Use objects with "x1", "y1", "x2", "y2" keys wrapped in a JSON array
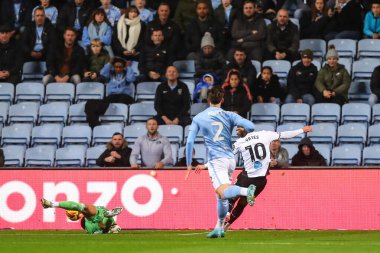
[
  {"x1": 100, "y1": 63, "x2": 136, "y2": 96},
  {"x1": 363, "y1": 11, "x2": 380, "y2": 37},
  {"x1": 82, "y1": 24, "x2": 113, "y2": 47},
  {"x1": 193, "y1": 74, "x2": 214, "y2": 102}
]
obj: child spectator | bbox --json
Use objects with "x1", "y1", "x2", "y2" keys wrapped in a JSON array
[
  {"x1": 135, "y1": 0, "x2": 154, "y2": 23},
  {"x1": 221, "y1": 70, "x2": 253, "y2": 118},
  {"x1": 83, "y1": 39, "x2": 110, "y2": 83},
  {"x1": 253, "y1": 66, "x2": 283, "y2": 104},
  {"x1": 363, "y1": 0, "x2": 380, "y2": 39},
  {"x1": 193, "y1": 73, "x2": 214, "y2": 103},
  {"x1": 32, "y1": 0, "x2": 58, "y2": 25},
  {"x1": 82, "y1": 9, "x2": 114, "y2": 57}
]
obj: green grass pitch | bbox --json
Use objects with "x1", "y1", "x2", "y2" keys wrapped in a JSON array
[{"x1": 1, "y1": 230, "x2": 379, "y2": 253}]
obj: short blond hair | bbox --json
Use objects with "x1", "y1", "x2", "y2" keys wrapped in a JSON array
[{"x1": 90, "y1": 38, "x2": 103, "y2": 47}]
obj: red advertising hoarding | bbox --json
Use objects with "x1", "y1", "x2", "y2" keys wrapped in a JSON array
[{"x1": 0, "y1": 169, "x2": 379, "y2": 230}]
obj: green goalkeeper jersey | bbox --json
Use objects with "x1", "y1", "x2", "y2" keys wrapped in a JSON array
[{"x1": 84, "y1": 206, "x2": 115, "y2": 234}]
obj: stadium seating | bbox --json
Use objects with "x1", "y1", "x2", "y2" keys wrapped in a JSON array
[
  {"x1": 311, "y1": 103, "x2": 341, "y2": 125},
  {"x1": 135, "y1": 82, "x2": 160, "y2": 102},
  {"x1": 38, "y1": 102, "x2": 69, "y2": 125},
  {"x1": 86, "y1": 145, "x2": 106, "y2": 167},
  {"x1": 0, "y1": 82, "x2": 14, "y2": 104},
  {"x1": 62, "y1": 125, "x2": 92, "y2": 147},
  {"x1": 328, "y1": 39, "x2": 357, "y2": 59},
  {"x1": 68, "y1": 103, "x2": 87, "y2": 125},
  {"x1": 276, "y1": 123, "x2": 306, "y2": 143},
  {"x1": 31, "y1": 124, "x2": 63, "y2": 147},
  {"x1": 352, "y1": 59, "x2": 380, "y2": 80},
  {"x1": 158, "y1": 125, "x2": 183, "y2": 147},
  {"x1": 0, "y1": 102, "x2": 9, "y2": 125},
  {"x1": 25, "y1": 145, "x2": 56, "y2": 167},
  {"x1": 251, "y1": 60, "x2": 261, "y2": 74},
  {"x1": 313, "y1": 143, "x2": 331, "y2": 165},
  {"x1": 348, "y1": 80, "x2": 371, "y2": 102},
  {"x1": 2, "y1": 145, "x2": 26, "y2": 167},
  {"x1": 281, "y1": 143, "x2": 298, "y2": 164},
  {"x1": 45, "y1": 82, "x2": 75, "y2": 103},
  {"x1": 357, "y1": 39, "x2": 380, "y2": 59},
  {"x1": 251, "y1": 103, "x2": 280, "y2": 127},
  {"x1": 280, "y1": 103, "x2": 310, "y2": 124},
  {"x1": 181, "y1": 79, "x2": 195, "y2": 95},
  {"x1": 362, "y1": 146, "x2": 380, "y2": 165},
  {"x1": 128, "y1": 102, "x2": 156, "y2": 124},
  {"x1": 341, "y1": 103, "x2": 371, "y2": 126},
  {"x1": 254, "y1": 123, "x2": 276, "y2": 132},
  {"x1": 8, "y1": 102, "x2": 39, "y2": 125},
  {"x1": 22, "y1": 61, "x2": 46, "y2": 81},
  {"x1": 75, "y1": 82, "x2": 105, "y2": 103},
  {"x1": 99, "y1": 103, "x2": 128, "y2": 126},
  {"x1": 1, "y1": 124, "x2": 32, "y2": 147},
  {"x1": 367, "y1": 124, "x2": 380, "y2": 146},
  {"x1": 372, "y1": 104, "x2": 380, "y2": 124},
  {"x1": 307, "y1": 123, "x2": 336, "y2": 147},
  {"x1": 299, "y1": 39, "x2": 326, "y2": 60},
  {"x1": 336, "y1": 123, "x2": 367, "y2": 148},
  {"x1": 179, "y1": 144, "x2": 207, "y2": 163},
  {"x1": 123, "y1": 123, "x2": 146, "y2": 146},
  {"x1": 173, "y1": 60, "x2": 195, "y2": 78},
  {"x1": 92, "y1": 124, "x2": 123, "y2": 146},
  {"x1": 55, "y1": 146, "x2": 87, "y2": 167},
  {"x1": 184, "y1": 125, "x2": 204, "y2": 144},
  {"x1": 15, "y1": 82, "x2": 44, "y2": 104},
  {"x1": 190, "y1": 103, "x2": 208, "y2": 118},
  {"x1": 262, "y1": 60, "x2": 291, "y2": 84},
  {"x1": 170, "y1": 144, "x2": 179, "y2": 165},
  {"x1": 337, "y1": 57, "x2": 352, "y2": 75},
  {"x1": 331, "y1": 145, "x2": 362, "y2": 166}
]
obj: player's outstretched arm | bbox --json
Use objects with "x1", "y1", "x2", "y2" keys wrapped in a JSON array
[
  {"x1": 280, "y1": 125, "x2": 313, "y2": 139},
  {"x1": 303, "y1": 125, "x2": 313, "y2": 133},
  {"x1": 185, "y1": 165, "x2": 192, "y2": 180}
]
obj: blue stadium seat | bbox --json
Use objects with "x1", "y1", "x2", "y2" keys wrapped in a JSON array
[
  {"x1": 251, "y1": 103, "x2": 280, "y2": 127},
  {"x1": 55, "y1": 146, "x2": 87, "y2": 167},
  {"x1": 38, "y1": 102, "x2": 69, "y2": 125},
  {"x1": 158, "y1": 125, "x2": 183, "y2": 147},
  {"x1": 307, "y1": 123, "x2": 336, "y2": 147},
  {"x1": 135, "y1": 82, "x2": 160, "y2": 102},
  {"x1": 128, "y1": 103, "x2": 156, "y2": 124},
  {"x1": 336, "y1": 123, "x2": 367, "y2": 148},
  {"x1": 251, "y1": 60, "x2": 261, "y2": 74},
  {"x1": 341, "y1": 103, "x2": 371, "y2": 126},
  {"x1": 171, "y1": 144, "x2": 179, "y2": 165},
  {"x1": 348, "y1": 80, "x2": 371, "y2": 102},
  {"x1": 280, "y1": 103, "x2": 310, "y2": 124},
  {"x1": 25, "y1": 146, "x2": 56, "y2": 167},
  {"x1": 75, "y1": 82, "x2": 104, "y2": 103},
  {"x1": 2, "y1": 145, "x2": 26, "y2": 167},
  {"x1": 45, "y1": 82, "x2": 75, "y2": 103},
  {"x1": 0, "y1": 102, "x2": 9, "y2": 126},
  {"x1": 367, "y1": 124, "x2": 380, "y2": 146},
  {"x1": 372, "y1": 104, "x2": 380, "y2": 124},
  {"x1": 181, "y1": 79, "x2": 195, "y2": 95},
  {"x1": 92, "y1": 124, "x2": 123, "y2": 146},
  {"x1": 190, "y1": 103, "x2": 208, "y2": 118},
  {"x1": 62, "y1": 125, "x2": 92, "y2": 147},
  {"x1": 68, "y1": 102, "x2": 87, "y2": 125},
  {"x1": 352, "y1": 59, "x2": 380, "y2": 81},
  {"x1": 357, "y1": 39, "x2": 380, "y2": 59},
  {"x1": 311, "y1": 103, "x2": 341, "y2": 125},
  {"x1": 281, "y1": 143, "x2": 297, "y2": 164},
  {"x1": 1, "y1": 124, "x2": 32, "y2": 147},
  {"x1": 276, "y1": 123, "x2": 306, "y2": 143},
  {"x1": 0, "y1": 82, "x2": 14, "y2": 104},
  {"x1": 313, "y1": 143, "x2": 331, "y2": 166},
  {"x1": 86, "y1": 145, "x2": 106, "y2": 167},
  {"x1": 123, "y1": 123, "x2": 146, "y2": 146},
  {"x1": 332, "y1": 145, "x2": 361, "y2": 166},
  {"x1": 31, "y1": 124, "x2": 63, "y2": 147},
  {"x1": 262, "y1": 60, "x2": 291, "y2": 85},
  {"x1": 337, "y1": 57, "x2": 352, "y2": 75},
  {"x1": 290, "y1": 18, "x2": 299, "y2": 29},
  {"x1": 328, "y1": 39, "x2": 357, "y2": 59},
  {"x1": 178, "y1": 144, "x2": 207, "y2": 164},
  {"x1": 299, "y1": 39, "x2": 326, "y2": 60},
  {"x1": 184, "y1": 125, "x2": 204, "y2": 144},
  {"x1": 99, "y1": 103, "x2": 128, "y2": 126},
  {"x1": 254, "y1": 123, "x2": 276, "y2": 132},
  {"x1": 15, "y1": 82, "x2": 44, "y2": 103},
  {"x1": 362, "y1": 146, "x2": 380, "y2": 165},
  {"x1": 22, "y1": 61, "x2": 46, "y2": 81},
  {"x1": 8, "y1": 102, "x2": 39, "y2": 125},
  {"x1": 173, "y1": 60, "x2": 195, "y2": 78}
]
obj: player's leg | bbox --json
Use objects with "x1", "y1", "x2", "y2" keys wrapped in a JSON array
[{"x1": 41, "y1": 198, "x2": 97, "y2": 218}]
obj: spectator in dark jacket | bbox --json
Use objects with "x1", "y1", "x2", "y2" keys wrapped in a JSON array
[
  {"x1": 96, "y1": 132, "x2": 132, "y2": 167},
  {"x1": 221, "y1": 69, "x2": 253, "y2": 118},
  {"x1": 194, "y1": 32, "x2": 225, "y2": 81},
  {"x1": 230, "y1": 0, "x2": 267, "y2": 62},
  {"x1": 0, "y1": 0, "x2": 33, "y2": 35},
  {"x1": 253, "y1": 66, "x2": 283, "y2": 104},
  {"x1": 369, "y1": 65, "x2": 380, "y2": 106},
  {"x1": 285, "y1": 49, "x2": 317, "y2": 105},
  {"x1": 43, "y1": 27, "x2": 85, "y2": 85},
  {"x1": 324, "y1": 0, "x2": 362, "y2": 41},
  {"x1": 57, "y1": 0, "x2": 93, "y2": 37},
  {"x1": 214, "y1": 0, "x2": 238, "y2": 55},
  {"x1": 266, "y1": 9, "x2": 300, "y2": 62},
  {"x1": 300, "y1": 0, "x2": 331, "y2": 39},
  {"x1": 0, "y1": 24, "x2": 23, "y2": 84},
  {"x1": 291, "y1": 137, "x2": 327, "y2": 166},
  {"x1": 22, "y1": 6, "x2": 56, "y2": 61},
  {"x1": 223, "y1": 47, "x2": 257, "y2": 93},
  {"x1": 138, "y1": 28, "x2": 173, "y2": 82},
  {"x1": 185, "y1": 1, "x2": 224, "y2": 59},
  {"x1": 154, "y1": 66, "x2": 192, "y2": 127}
]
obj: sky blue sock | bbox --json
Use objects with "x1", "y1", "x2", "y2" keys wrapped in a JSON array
[
  {"x1": 216, "y1": 196, "x2": 229, "y2": 229},
  {"x1": 223, "y1": 185, "x2": 242, "y2": 199}
]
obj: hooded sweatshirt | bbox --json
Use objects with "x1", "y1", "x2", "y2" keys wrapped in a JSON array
[{"x1": 291, "y1": 137, "x2": 327, "y2": 166}]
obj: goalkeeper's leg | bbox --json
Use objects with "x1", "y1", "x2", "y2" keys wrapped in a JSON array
[{"x1": 41, "y1": 198, "x2": 97, "y2": 217}]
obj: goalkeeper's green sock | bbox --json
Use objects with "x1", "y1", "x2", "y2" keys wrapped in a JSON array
[
  {"x1": 102, "y1": 217, "x2": 115, "y2": 230},
  {"x1": 57, "y1": 201, "x2": 85, "y2": 212}
]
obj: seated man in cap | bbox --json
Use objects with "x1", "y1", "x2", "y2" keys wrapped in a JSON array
[
  {"x1": 285, "y1": 49, "x2": 318, "y2": 105},
  {"x1": 0, "y1": 24, "x2": 23, "y2": 84}
]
